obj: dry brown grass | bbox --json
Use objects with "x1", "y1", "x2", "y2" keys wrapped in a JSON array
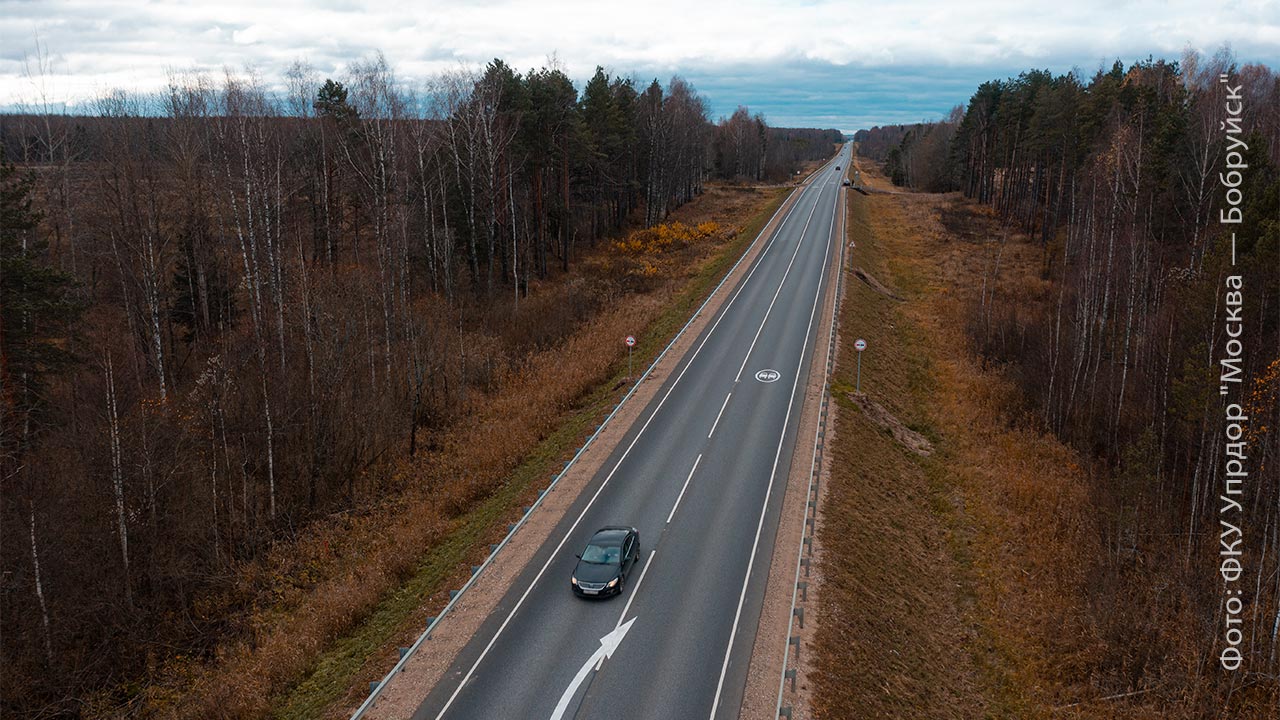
[
  {"x1": 813, "y1": 157, "x2": 1280, "y2": 719},
  {"x1": 810, "y1": 159, "x2": 1126, "y2": 719},
  {"x1": 914, "y1": 196, "x2": 1277, "y2": 719},
  {"x1": 134, "y1": 183, "x2": 786, "y2": 719},
  {"x1": 886, "y1": 187, "x2": 1106, "y2": 716},
  {"x1": 809, "y1": 169, "x2": 985, "y2": 720}
]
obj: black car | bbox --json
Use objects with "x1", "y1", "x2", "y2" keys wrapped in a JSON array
[{"x1": 571, "y1": 526, "x2": 639, "y2": 598}]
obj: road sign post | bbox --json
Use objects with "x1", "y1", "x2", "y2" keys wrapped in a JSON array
[
  {"x1": 625, "y1": 335, "x2": 636, "y2": 380},
  {"x1": 854, "y1": 338, "x2": 867, "y2": 392}
]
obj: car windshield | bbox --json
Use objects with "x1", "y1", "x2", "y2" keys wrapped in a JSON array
[{"x1": 580, "y1": 542, "x2": 621, "y2": 565}]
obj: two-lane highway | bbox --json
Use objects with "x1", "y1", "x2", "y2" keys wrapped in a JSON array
[{"x1": 415, "y1": 144, "x2": 850, "y2": 720}]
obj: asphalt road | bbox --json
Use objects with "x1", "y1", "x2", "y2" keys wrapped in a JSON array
[{"x1": 416, "y1": 145, "x2": 850, "y2": 720}]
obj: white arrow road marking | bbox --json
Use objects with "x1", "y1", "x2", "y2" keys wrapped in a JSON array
[{"x1": 551, "y1": 617, "x2": 637, "y2": 720}]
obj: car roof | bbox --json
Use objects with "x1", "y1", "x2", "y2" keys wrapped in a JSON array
[{"x1": 589, "y1": 527, "x2": 632, "y2": 544}]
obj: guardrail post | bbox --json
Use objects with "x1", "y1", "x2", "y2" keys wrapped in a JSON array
[
  {"x1": 798, "y1": 581, "x2": 809, "y2": 602},
  {"x1": 793, "y1": 606, "x2": 804, "y2": 628},
  {"x1": 779, "y1": 706, "x2": 793, "y2": 718},
  {"x1": 789, "y1": 635, "x2": 801, "y2": 661},
  {"x1": 785, "y1": 668, "x2": 797, "y2": 692}
]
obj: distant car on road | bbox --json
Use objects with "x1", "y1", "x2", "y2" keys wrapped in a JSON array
[
  {"x1": 571, "y1": 526, "x2": 639, "y2": 598},
  {"x1": 842, "y1": 179, "x2": 851, "y2": 186},
  {"x1": 836, "y1": 165, "x2": 841, "y2": 170}
]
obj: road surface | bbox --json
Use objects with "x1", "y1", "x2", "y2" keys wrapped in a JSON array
[{"x1": 415, "y1": 145, "x2": 850, "y2": 720}]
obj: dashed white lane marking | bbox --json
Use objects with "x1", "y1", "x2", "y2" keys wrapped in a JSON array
[
  {"x1": 667, "y1": 454, "x2": 702, "y2": 524},
  {"x1": 708, "y1": 393, "x2": 732, "y2": 439}
]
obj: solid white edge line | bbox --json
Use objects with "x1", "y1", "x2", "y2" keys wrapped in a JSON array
[
  {"x1": 707, "y1": 392, "x2": 732, "y2": 439},
  {"x1": 707, "y1": 157, "x2": 840, "y2": 720},
  {"x1": 430, "y1": 154, "x2": 838, "y2": 720},
  {"x1": 666, "y1": 453, "x2": 703, "y2": 524}
]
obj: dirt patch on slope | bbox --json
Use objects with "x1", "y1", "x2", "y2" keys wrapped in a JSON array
[
  {"x1": 847, "y1": 392, "x2": 932, "y2": 456},
  {"x1": 851, "y1": 267, "x2": 903, "y2": 301}
]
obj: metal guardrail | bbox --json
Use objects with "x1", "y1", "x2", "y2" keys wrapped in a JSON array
[
  {"x1": 350, "y1": 150, "x2": 846, "y2": 719},
  {"x1": 776, "y1": 157, "x2": 850, "y2": 719}
]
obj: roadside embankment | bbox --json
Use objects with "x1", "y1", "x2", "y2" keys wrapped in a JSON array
[{"x1": 805, "y1": 158, "x2": 1103, "y2": 719}]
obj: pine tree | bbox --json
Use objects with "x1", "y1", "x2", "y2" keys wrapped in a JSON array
[{"x1": 1, "y1": 151, "x2": 83, "y2": 451}]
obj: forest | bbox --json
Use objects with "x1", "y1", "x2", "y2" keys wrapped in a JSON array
[
  {"x1": 0, "y1": 53, "x2": 840, "y2": 715},
  {"x1": 866, "y1": 51, "x2": 1280, "y2": 711}
]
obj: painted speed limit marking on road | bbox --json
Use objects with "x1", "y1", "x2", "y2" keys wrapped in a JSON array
[{"x1": 755, "y1": 369, "x2": 780, "y2": 383}]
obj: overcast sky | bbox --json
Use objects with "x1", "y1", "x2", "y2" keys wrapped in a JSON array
[{"x1": 2, "y1": 0, "x2": 1278, "y2": 131}]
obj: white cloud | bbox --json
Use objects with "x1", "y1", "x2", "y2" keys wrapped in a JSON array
[{"x1": 1, "y1": 0, "x2": 1277, "y2": 127}]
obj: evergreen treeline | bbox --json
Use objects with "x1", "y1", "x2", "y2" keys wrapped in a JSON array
[
  {"x1": 875, "y1": 52, "x2": 1279, "y2": 708},
  {"x1": 0, "y1": 54, "x2": 838, "y2": 714},
  {"x1": 855, "y1": 109, "x2": 962, "y2": 191}
]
